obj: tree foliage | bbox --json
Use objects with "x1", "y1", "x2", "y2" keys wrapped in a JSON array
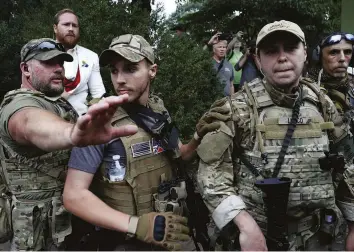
[
  {"x1": 175, "y1": 0, "x2": 341, "y2": 47},
  {"x1": 153, "y1": 32, "x2": 223, "y2": 140}
]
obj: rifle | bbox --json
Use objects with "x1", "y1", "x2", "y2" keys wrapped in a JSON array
[
  {"x1": 174, "y1": 158, "x2": 211, "y2": 251},
  {"x1": 255, "y1": 177, "x2": 291, "y2": 251}
]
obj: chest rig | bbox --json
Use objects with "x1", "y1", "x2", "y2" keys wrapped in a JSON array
[
  {"x1": 92, "y1": 98, "x2": 175, "y2": 217},
  {"x1": 0, "y1": 89, "x2": 77, "y2": 250},
  {"x1": 232, "y1": 79, "x2": 343, "y2": 245}
]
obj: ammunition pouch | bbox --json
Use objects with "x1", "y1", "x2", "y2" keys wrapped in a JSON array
[
  {"x1": 49, "y1": 196, "x2": 72, "y2": 247},
  {"x1": 0, "y1": 192, "x2": 12, "y2": 243}
]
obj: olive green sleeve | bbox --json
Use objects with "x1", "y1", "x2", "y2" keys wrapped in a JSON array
[{"x1": 0, "y1": 95, "x2": 57, "y2": 141}]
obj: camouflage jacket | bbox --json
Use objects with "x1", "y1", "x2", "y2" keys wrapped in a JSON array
[{"x1": 196, "y1": 78, "x2": 354, "y2": 234}]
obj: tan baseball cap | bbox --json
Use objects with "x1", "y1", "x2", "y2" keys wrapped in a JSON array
[
  {"x1": 100, "y1": 34, "x2": 155, "y2": 66},
  {"x1": 21, "y1": 38, "x2": 73, "y2": 62},
  {"x1": 256, "y1": 20, "x2": 305, "y2": 47}
]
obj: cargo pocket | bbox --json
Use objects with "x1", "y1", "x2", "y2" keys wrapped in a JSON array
[
  {"x1": 0, "y1": 193, "x2": 11, "y2": 243},
  {"x1": 49, "y1": 196, "x2": 72, "y2": 247}
]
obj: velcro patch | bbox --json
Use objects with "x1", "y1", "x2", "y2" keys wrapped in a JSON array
[{"x1": 131, "y1": 141, "x2": 152, "y2": 158}]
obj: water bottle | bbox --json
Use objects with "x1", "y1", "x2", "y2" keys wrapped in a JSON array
[{"x1": 108, "y1": 155, "x2": 125, "y2": 182}]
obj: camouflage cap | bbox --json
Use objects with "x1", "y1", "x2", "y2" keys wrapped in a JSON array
[
  {"x1": 21, "y1": 38, "x2": 73, "y2": 62},
  {"x1": 100, "y1": 34, "x2": 155, "y2": 66},
  {"x1": 256, "y1": 20, "x2": 306, "y2": 47}
]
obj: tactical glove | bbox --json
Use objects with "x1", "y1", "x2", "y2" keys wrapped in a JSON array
[
  {"x1": 195, "y1": 99, "x2": 232, "y2": 140},
  {"x1": 128, "y1": 212, "x2": 190, "y2": 251}
]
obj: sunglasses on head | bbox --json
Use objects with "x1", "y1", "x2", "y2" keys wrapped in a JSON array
[
  {"x1": 320, "y1": 33, "x2": 354, "y2": 48},
  {"x1": 23, "y1": 40, "x2": 65, "y2": 62}
]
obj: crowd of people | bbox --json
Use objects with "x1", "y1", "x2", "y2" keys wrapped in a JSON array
[{"x1": 0, "y1": 7, "x2": 354, "y2": 252}]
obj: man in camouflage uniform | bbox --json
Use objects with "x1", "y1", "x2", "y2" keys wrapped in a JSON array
[
  {"x1": 0, "y1": 38, "x2": 138, "y2": 250},
  {"x1": 308, "y1": 32, "x2": 354, "y2": 113},
  {"x1": 63, "y1": 34, "x2": 225, "y2": 251},
  {"x1": 197, "y1": 20, "x2": 354, "y2": 251}
]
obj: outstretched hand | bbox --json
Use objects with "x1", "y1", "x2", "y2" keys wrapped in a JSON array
[{"x1": 70, "y1": 94, "x2": 138, "y2": 146}]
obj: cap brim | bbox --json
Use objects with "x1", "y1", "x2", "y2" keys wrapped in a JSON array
[
  {"x1": 99, "y1": 48, "x2": 145, "y2": 66},
  {"x1": 257, "y1": 29, "x2": 305, "y2": 47},
  {"x1": 33, "y1": 50, "x2": 73, "y2": 62}
]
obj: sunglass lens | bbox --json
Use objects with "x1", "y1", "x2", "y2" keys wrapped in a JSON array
[
  {"x1": 328, "y1": 34, "x2": 342, "y2": 44},
  {"x1": 345, "y1": 33, "x2": 354, "y2": 41}
]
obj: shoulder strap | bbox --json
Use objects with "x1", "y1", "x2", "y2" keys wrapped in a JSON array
[
  {"x1": 216, "y1": 59, "x2": 225, "y2": 75},
  {"x1": 301, "y1": 78, "x2": 330, "y2": 122}
]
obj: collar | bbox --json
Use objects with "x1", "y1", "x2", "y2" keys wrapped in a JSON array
[
  {"x1": 319, "y1": 68, "x2": 349, "y2": 90},
  {"x1": 263, "y1": 79, "x2": 300, "y2": 108},
  {"x1": 66, "y1": 44, "x2": 78, "y2": 54},
  {"x1": 18, "y1": 86, "x2": 62, "y2": 101}
]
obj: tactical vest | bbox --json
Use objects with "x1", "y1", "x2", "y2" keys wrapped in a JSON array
[
  {"x1": 233, "y1": 79, "x2": 341, "y2": 235},
  {"x1": 0, "y1": 89, "x2": 77, "y2": 250},
  {"x1": 92, "y1": 100, "x2": 175, "y2": 217}
]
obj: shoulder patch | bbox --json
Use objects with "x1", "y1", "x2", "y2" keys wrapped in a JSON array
[{"x1": 197, "y1": 122, "x2": 233, "y2": 164}]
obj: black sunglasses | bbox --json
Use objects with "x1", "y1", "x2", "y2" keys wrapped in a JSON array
[
  {"x1": 320, "y1": 33, "x2": 354, "y2": 48},
  {"x1": 23, "y1": 41, "x2": 65, "y2": 62}
]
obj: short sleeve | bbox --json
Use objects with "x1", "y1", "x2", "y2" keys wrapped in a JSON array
[
  {"x1": 0, "y1": 95, "x2": 57, "y2": 140},
  {"x1": 68, "y1": 139, "x2": 127, "y2": 174}
]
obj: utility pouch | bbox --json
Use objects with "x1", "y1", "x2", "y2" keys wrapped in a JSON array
[
  {"x1": 318, "y1": 208, "x2": 337, "y2": 245},
  {"x1": 0, "y1": 192, "x2": 12, "y2": 243},
  {"x1": 49, "y1": 196, "x2": 72, "y2": 247},
  {"x1": 153, "y1": 179, "x2": 187, "y2": 216}
]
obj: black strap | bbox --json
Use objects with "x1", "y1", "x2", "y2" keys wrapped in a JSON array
[
  {"x1": 272, "y1": 88, "x2": 303, "y2": 178},
  {"x1": 216, "y1": 59, "x2": 225, "y2": 75}
]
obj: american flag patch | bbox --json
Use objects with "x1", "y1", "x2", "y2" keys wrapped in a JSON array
[
  {"x1": 131, "y1": 141, "x2": 152, "y2": 158},
  {"x1": 152, "y1": 138, "x2": 165, "y2": 155}
]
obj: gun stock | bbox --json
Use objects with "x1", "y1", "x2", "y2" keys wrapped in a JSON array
[{"x1": 255, "y1": 177, "x2": 291, "y2": 251}]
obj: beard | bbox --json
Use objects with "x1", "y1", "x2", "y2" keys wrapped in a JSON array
[
  {"x1": 31, "y1": 76, "x2": 64, "y2": 97},
  {"x1": 56, "y1": 31, "x2": 80, "y2": 49}
]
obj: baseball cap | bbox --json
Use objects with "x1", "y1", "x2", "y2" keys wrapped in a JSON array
[
  {"x1": 256, "y1": 20, "x2": 305, "y2": 47},
  {"x1": 100, "y1": 34, "x2": 155, "y2": 66},
  {"x1": 21, "y1": 38, "x2": 73, "y2": 62}
]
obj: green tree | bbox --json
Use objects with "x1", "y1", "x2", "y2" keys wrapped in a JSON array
[
  {"x1": 154, "y1": 32, "x2": 223, "y2": 140},
  {"x1": 177, "y1": 0, "x2": 341, "y2": 47}
]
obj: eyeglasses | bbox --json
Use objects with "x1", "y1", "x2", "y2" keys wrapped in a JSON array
[
  {"x1": 320, "y1": 33, "x2": 354, "y2": 48},
  {"x1": 23, "y1": 40, "x2": 65, "y2": 62}
]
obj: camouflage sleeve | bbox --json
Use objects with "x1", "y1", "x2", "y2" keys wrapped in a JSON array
[
  {"x1": 335, "y1": 165, "x2": 354, "y2": 221},
  {"x1": 325, "y1": 95, "x2": 354, "y2": 221},
  {"x1": 197, "y1": 121, "x2": 246, "y2": 230}
]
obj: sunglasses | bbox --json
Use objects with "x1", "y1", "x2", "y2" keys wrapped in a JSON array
[
  {"x1": 23, "y1": 41, "x2": 65, "y2": 62},
  {"x1": 320, "y1": 33, "x2": 354, "y2": 48}
]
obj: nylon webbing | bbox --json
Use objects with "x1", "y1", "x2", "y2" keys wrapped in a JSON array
[{"x1": 272, "y1": 87, "x2": 303, "y2": 178}]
